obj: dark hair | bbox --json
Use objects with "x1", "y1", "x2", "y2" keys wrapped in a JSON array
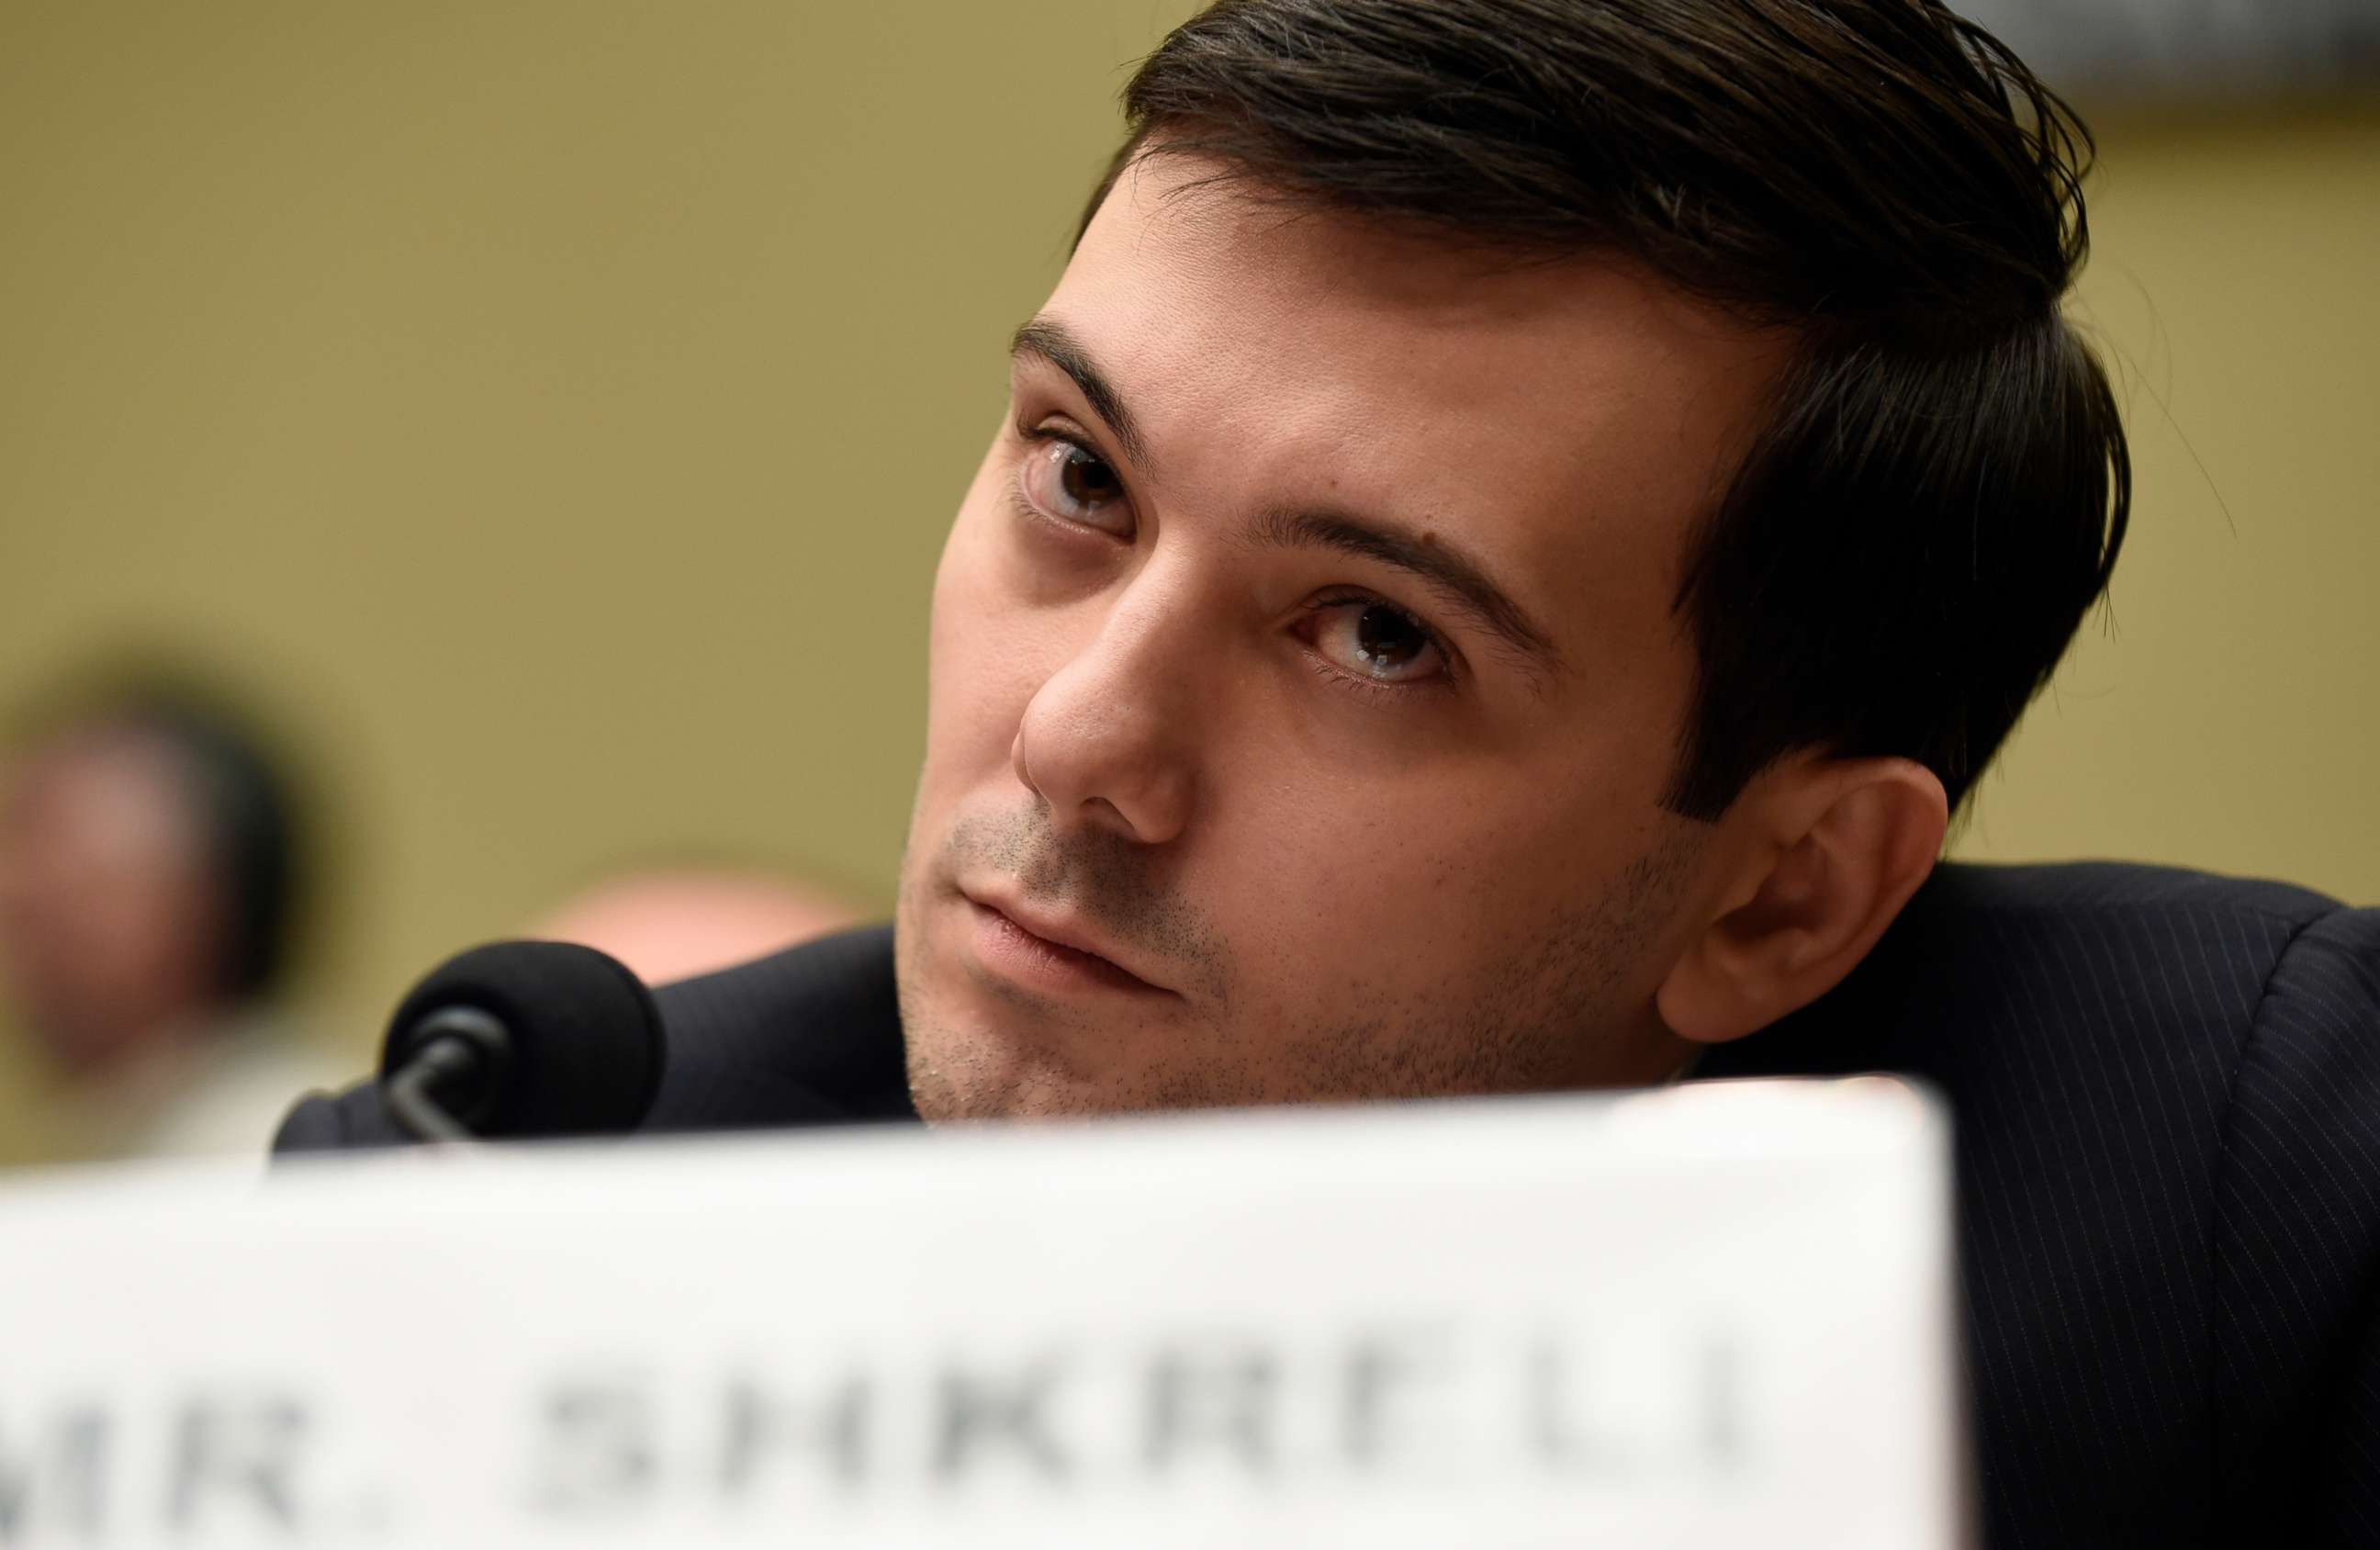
[
  {"x1": 1085, "y1": 0, "x2": 2129, "y2": 817},
  {"x1": 10, "y1": 670, "x2": 306, "y2": 1001}
]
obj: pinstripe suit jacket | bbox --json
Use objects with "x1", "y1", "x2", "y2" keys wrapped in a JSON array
[{"x1": 276, "y1": 860, "x2": 2380, "y2": 1547}]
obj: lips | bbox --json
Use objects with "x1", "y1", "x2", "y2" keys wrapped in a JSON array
[{"x1": 960, "y1": 887, "x2": 1170, "y2": 995}]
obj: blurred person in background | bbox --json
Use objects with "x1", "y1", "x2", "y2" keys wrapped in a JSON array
[
  {"x1": 533, "y1": 864, "x2": 863, "y2": 985},
  {"x1": 0, "y1": 673, "x2": 343, "y2": 1161}
]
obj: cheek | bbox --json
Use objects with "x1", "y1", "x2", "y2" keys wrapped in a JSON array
[
  {"x1": 1201, "y1": 782, "x2": 1461, "y2": 986},
  {"x1": 1214, "y1": 755, "x2": 1667, "y2": 999},
  {"x1": 923, "y1": 533, "x2": 1009, "y2": 782},
  {"x1": 920, "y1": 478, "x2": 1070, "y2": 793}
]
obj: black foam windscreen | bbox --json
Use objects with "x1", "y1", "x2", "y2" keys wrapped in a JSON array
[{"x1": 379, "y1": 940, "x2": 665, "y2": 1138}]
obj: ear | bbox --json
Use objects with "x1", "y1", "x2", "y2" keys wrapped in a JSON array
[{"x1": 1656, "y1": 757, "x2": 1948, "y2": 1045}]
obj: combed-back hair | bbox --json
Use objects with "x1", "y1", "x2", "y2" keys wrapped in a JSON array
[{"x1": 1083, "y1": 0, "x2": 2130, "y2": 817}]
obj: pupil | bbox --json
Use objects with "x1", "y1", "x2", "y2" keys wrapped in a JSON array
[
  {"x1": 1354, "y1": 606, "x2": 1421, "y2": 668},
  {"x1": 1060, "y1": 446, "x2": 1117, "y2": 506}
]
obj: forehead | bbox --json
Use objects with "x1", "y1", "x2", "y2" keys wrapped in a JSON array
[
  {"x1": 4, "y1": 730, "x2": 202, "y2": 863},
  {"x1": 1044, "y1": 154, "x2": 1789, "y2": 673}
]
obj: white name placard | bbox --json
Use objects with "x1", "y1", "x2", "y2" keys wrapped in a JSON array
[{"x1": 0, "y1": 1080, "x2": 1964, "y2": 1548}]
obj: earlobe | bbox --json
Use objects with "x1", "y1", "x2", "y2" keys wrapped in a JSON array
[{"x1": 1656, "y1": 758, "x2": 1948, "y2": 1046}]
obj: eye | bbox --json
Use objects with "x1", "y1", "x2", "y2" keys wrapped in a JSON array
[
  {"x1": 1305, "y1": 595, "x2": 1450, "y2": 687},
  {"x1": 1016, "y1": 432, "x2": 1132, "y2": 538}
]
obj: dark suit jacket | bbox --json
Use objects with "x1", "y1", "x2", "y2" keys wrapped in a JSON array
[{"x1": 277, "y1": 860, "x2": 2380, "y2": 1548}]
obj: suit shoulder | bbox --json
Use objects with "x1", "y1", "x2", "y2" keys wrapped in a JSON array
[
  {"x1": 1915, "y1": 859, "x2": 2340, "y2": 931},
  {"x1": 1704, "y1": 861, "x2": 2363, "y2": 1540},
  {"x1": 2209, "y1": 901, "x2": 2380, "y2": 1527},
  {"x1": 1707, "y1": 860, "x2": 2341, "y2": 1086},
  {"x1": 644, "y1": 924, "x2": 913, "y2": 1130}
]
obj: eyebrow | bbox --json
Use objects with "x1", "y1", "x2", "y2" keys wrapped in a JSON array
[
  {"x1": 1008, "y1": 315, "x2": 1155, "y2": 476},
  {"x1": 1249, "y1": 506, "x2": 1564, "y2": 682},
  {"x1": 1009, "y1": 311, "x2": 1561, "y2": 684}
]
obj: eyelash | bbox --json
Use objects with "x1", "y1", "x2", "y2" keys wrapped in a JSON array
[
  {"x1": 1299, "y1": 588, "x2": 1462, "y2": 700},
  {"x1": 1006, "y1": 416, "x2": 1461, "y2": 701},
  {"x1": 1006, "y1": 421, "x2": 1120, "y2": 536}
]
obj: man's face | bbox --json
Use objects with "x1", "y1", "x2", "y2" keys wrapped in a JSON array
[{"x1": 896, "y1": 154, "x2": 1788, "y2": 1119}]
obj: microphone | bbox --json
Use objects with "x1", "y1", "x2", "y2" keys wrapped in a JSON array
[{"x1": 376, "y1": 941, "x2": 666, "y2": 1142}]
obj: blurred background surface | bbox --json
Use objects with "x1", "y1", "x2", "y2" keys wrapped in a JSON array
[{"x1": 1, "y1": 0, "x2": 2374, "y2": 1163}]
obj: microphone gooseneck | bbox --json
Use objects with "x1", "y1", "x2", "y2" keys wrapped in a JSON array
[{"x1": 377, "y1": 940, "x2": 666, "y2": 1142}]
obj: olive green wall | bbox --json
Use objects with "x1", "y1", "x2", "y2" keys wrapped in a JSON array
[
  {"x1": 1956, "y1": 104, "x2": 2380, "y2": 888},
  {"x1": 1, "y1": 2, "x2": 2373, "y2": 1162}
]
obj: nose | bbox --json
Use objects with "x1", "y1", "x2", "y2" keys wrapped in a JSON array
[{"x1": 1010, "y1": 579, "x2": 1198, "y2": 847}]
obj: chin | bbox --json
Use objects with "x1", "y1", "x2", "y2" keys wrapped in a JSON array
[
  {"x1": 904, "y1": 1039, "x2": 1115, "y2": 1123},
  {"x1": 892, "y1": 968, "x2": 1084, "y2": 1123}
]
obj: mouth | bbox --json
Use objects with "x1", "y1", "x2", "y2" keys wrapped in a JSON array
[{"x1": 958, "y1": 888, "x2": 1173, "y2": 998}]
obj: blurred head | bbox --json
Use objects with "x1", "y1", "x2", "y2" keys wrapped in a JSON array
[
  {"x1": 0, "y1": 684, "x2": 301, "y2": 1074},
  {"x1": 895, "y1": 0, "x2": 2128, "y2": 1118},
  {"x1": 534, "y1": 869, "x2": 864, "y2": 986}
]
